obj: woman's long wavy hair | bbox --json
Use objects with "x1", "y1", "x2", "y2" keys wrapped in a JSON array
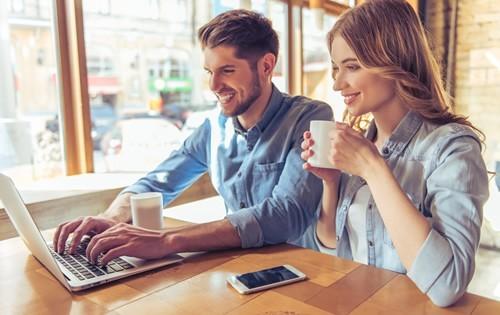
[{"x1": 328, "y1": 0, "x2": 484, "y2": 141}]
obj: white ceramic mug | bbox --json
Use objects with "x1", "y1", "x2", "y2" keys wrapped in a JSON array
[
  {"x1": 130, "y1": 192, "x2": 164, "y2": 230},
  {"x1": 308, "y1": 120, "x2": 336, "y2": 169}
]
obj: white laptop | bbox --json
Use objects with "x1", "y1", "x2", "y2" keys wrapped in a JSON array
[{"x1": 0, "y1": 173, "x2": 185, "y2": 291}]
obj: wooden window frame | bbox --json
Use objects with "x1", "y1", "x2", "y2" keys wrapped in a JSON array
[
  {"x1": 54, "y1": 0, "x2": 93, "y2": 175},
  {"x1": 286, "y1": 0, "x2": 350, "y2": 95}
]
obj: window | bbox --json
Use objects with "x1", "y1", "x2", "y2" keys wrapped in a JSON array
[
  {"x1": 82, "y1": 0, "x2": 289, "y2": 173},
  {"x1": 1, "y1": 0, "x2": 64, "y2": 184},
  {"x1": 2, "y1": 0, "x2": 347, "y2": 181},
  {"x1": 302, "y1": 8, "x2": 344, "y2": 120}
]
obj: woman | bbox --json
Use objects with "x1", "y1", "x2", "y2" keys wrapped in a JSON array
[{"x1": 301, "y1": 0, "x2": 489, "y2": 307}]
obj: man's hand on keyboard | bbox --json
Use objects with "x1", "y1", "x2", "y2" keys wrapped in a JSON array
[
  {"x1": 53, "y1": 216, "x2": 119, "y2": 254},
  {"x1": 86, "y1": 223, "x2": 170, "y2": 265}
]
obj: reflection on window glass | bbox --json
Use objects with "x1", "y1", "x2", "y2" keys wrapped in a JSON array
[
  {"x1": 84, "y1": 0, "x2": 289, "y2": 173},
  {"x1": 1, "y1": 0, "x2": 64, "y2": 185},
  {"x1": 302, "y1": 8, "x2": 344, "y2": 120}
]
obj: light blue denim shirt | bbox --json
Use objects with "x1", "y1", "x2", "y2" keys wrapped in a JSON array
[
  {"x1": 123, "y1": 85, "x2": 333, "y2": 248},
  {"x1": 315, "y1": 111, "x2": 489, "y2": 307}
]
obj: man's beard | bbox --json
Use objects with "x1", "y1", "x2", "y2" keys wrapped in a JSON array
[{"x1": 222, "y1": 69, "x2": 261, "y2": 117}]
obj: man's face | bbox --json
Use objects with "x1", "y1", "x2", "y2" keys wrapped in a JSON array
[{"x1": 203, "y1": 45, "x2": 262, "y2": 117}]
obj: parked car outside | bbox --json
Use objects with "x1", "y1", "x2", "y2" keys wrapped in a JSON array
[
  {"x1": 100, "y1": 113, "x2": 182, "y2": 172},
  {"x1": 90, "y1": 103, "x2": 117, "y2": 150},
  {"x1": 42, "y1": 103, "x2": 117, "y2": 152}
]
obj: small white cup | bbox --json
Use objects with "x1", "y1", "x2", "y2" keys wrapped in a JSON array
[
  {"x1": 308, "y1": 120, "x2": 336, "y2": 169},
  {"x1": 130, "y1": 192, "x2": 164, "y2": 230}
]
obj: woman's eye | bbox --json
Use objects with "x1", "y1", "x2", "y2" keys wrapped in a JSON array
[
  {"x1": 332, "y1": 67, "x2": 339, "y2": 79},
  {"x1": 346, "y1": 64, "x2": 360, "y2": 71}
]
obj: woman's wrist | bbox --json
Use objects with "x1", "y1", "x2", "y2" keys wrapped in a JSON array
[
  {"x1": 322, "y1": 170, "x2": 341, "y2": 186},
  {"x1": 363, "y1": 155, "x2": 391, "y2": 186}
]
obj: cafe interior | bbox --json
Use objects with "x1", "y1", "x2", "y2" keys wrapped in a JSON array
[{"x1": 1, "y1": 0, "x2": 500, "y2": 313}]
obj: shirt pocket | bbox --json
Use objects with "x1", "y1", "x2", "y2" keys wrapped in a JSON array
[
  {"x1": 253, "y1": 161, "x2": 285, "y2": 173},
  {"x1": 382, "y1": 193, "x2": 422, "y2": 248},
  {"x1": 251, "y1": 161, "x2": 285, "y2": 202}
]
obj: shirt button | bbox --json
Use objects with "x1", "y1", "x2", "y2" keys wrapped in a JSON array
[
  {"x1": 368, "y1": 240, "x2": 374, "y2": 247},
  {"x1": 239, "y1": 202, "x2": 246, "y2": 208},
  {"x1": 237, "y1": 172, "x2": 242, "y2": 178},
  {"x1": 382, "y1": 147, "x2": 390, "y2": 155},
  {"x1": 336, "y1": 235, "x2": 340, "y2": 241}
]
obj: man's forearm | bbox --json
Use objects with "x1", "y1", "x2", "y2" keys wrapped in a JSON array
[
  {"x1": 165, "y1": 219, "x2": 241, "y2": 253},
  {"x1": 101, "y1": 192, "x2": 134, "y2": 223}
]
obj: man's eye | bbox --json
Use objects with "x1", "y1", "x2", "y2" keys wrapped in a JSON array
[{"x1": 223, "y1": 69, "x2": 235, "y2": 74}]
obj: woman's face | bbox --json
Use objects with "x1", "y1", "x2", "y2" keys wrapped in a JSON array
[{"x1": 330, "y1": 35, "x2": 398, "y2": 117}]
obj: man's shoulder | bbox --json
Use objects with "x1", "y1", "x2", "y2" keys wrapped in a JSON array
[
  {"x1": 281, "y1": 93, "x2": 333, "y2": 119},
  {"x1": 282, "y1": 93, "x2": 329, "y2": 108}
]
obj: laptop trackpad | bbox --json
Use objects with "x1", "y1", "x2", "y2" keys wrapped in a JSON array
[{"x1": 122, "y1": 254, "x2": 183, "y2": 267}]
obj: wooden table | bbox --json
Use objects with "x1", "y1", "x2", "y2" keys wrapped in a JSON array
[{"x1": 1, "y1": 219, "x2": 499, "y2": 315}]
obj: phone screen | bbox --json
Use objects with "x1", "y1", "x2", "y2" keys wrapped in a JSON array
[{"x1": 236, "y1": 266, "x2": 299, "y2": 289}]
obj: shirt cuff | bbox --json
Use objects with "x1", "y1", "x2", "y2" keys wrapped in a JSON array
[
  {"x1": 121, "y1": 185, "x2": 150, "y2": 195},
  {"x1": 226, "y1": 210, "x2": 263, "y2": 248},
  {"x1": 313, "y1": 224, "x2": 337, "y2": 256},
  {"x1": 407, "y1": 229, "x2": 453, "y2": 293}
]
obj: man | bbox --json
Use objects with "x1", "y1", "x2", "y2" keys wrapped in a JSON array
[{"x1": 54, "y1": 9, "x2": 333, "y2": 265}]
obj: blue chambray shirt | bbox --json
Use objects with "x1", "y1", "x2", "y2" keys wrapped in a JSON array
[
  {"x1": 314, "y1": 111, "x2": 489, "y2": 307},
  {"x1": 123, "y1": 85, "x2": 333, "y2": 248}
]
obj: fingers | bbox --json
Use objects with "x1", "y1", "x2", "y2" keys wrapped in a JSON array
[
  {"x1": 87, "y1": 232, "x2": 124, "y2": 264},
  {"x1": 302, "y1": 161, "x2": 312, "y2": 170},
  {"x1": 68, "y1": 218, "x2": 95, "y2": 254},
  {"x1": 334, "y1": 121, "x2": 349, "y2": 129},
  {"x1": 300, "y1": 148, "x2": 315, "y2": 161},
  {"x1": 300, "y1": 135, "x2": 315, "y2": 162},
  {"x1": 300, "y1": 137, "x2": 314, "y2": 151},
  {"x1": 53, "y1": 224, "x2": 62, "y2": 251},
  {"x1": 99, "y1": 245, "x2": 130, "y2": 266},
  {"x1": 334, "y1": 123, "x2": 364, "y2": 139},
  {"x1": 55, "y1": 219, "x2": 83, "y2": 254}
]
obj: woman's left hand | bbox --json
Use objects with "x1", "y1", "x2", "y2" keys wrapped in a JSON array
[{"x1": 328, "y1": 122, "x2": 383, "y2": 180}]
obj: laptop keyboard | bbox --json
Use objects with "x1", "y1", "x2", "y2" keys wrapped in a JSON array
[{"x1": 49, "y1": 237, "x2": 134, "y2": 281}]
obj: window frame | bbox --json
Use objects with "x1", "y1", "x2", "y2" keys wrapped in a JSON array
[{"x1": 54, "y1": 0, "x2": 93, "y2": 175}]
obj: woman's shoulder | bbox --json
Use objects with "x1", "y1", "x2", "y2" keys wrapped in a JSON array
[
  {"x1": 418, "y1": 121, "x2": 480, "y2": 145},
  {"x1": 416, "y1": 121, "x2": 482, "y2": 159}
]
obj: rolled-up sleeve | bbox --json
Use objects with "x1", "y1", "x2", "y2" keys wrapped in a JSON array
[{"x1": 407, "y1": 134, "x2": 489, "y2": 307}]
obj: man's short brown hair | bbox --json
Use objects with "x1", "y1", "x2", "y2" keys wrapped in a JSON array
[{"x1": 197, "y1": 9, "x2": 279, "y2": 63}]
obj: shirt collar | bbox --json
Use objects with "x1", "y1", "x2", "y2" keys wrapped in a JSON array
[
  {"x1": 366, "y1": 110, "x2": 423, "y2": 157},
  {"x1": 232, "y1": 84, "x2": 283, "y2": 139}
]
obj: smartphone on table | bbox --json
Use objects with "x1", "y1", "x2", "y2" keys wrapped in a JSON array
[{"x1": 227, "y1": 264, "x2": 307, "y2": 294}]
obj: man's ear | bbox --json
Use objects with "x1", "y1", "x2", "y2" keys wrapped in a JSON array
[{"x1": 260, "y1": 52, "x2": 276, "y2": 76}]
